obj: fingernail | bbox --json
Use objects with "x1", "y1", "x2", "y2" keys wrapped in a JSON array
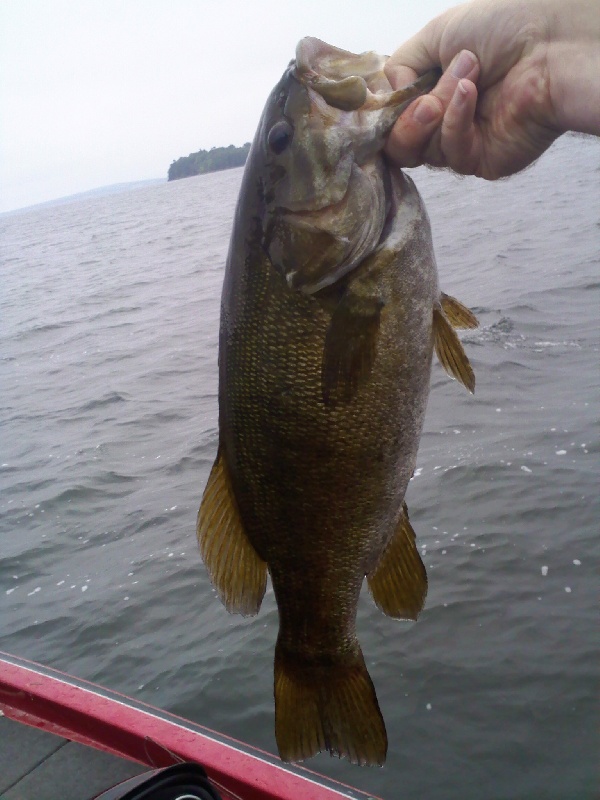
[
  {"x1": 451, "y1": 50, "x2": 476, "y2": 80},
  {"x1": 413, "y1": 97, "x2": 439, "y2": 125},
  {"x1": 452, "y1": 80, "x2": 469, "y2": 108}
]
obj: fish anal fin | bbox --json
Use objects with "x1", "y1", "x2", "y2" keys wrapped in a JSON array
[
  {"x1": 440, "y1": 292, "x2": 479, "y2": 329},
  {"x1": 367, "y1": 502, "x2": 428, "y2": 621},
  {"x1": 197, "y1": 448, "x2": 267, "y2": 616},
  {"x1": 274, "y1": 642, "x2": 387, "y2": 766},
  {"x1": 321, "y1": 293, "x2": 382, "y2": 407},
  {"x1": 433, "y1": 306, "x2": 476, "y2": 393}
]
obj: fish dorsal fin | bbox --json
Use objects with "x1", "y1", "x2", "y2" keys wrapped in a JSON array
[
  {"x1": 440, "y1": 292, "x2": 479, "y2": 329},
  {"x1": 433, "y1": 306, "x2": 476, "y2": 393},
  {"x1": 367, "y1": 502, "x2": 427, "y2": 621},
  {"x1": 197, "y1": 448, "x2": 267, "y2": 616}
]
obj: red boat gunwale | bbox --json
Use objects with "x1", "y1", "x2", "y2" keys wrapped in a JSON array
[{"x1": 0, "y1": 650, "x2": 383, "y2": 800}]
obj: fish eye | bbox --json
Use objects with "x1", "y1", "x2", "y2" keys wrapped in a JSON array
[{"x1": 267, "y1": 120, "x2": 294, "y2": 155}]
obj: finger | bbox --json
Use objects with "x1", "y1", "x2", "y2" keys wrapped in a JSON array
[
  {"x1": 385, "y1": 50, "x2": 480, "y2": 169},
  {"x1": 385, "y1": 15, "x2": 447, "y2": 78},
  {"x1": 385, "y1": 42, "x2": 436, "y2": 83},
  {"x1": 420, "y1": 50, "x2": 480, "y2": 168},
  {"x1": 431, "y1": 50, "x2": 479, "y2": 109},
  {"x1": 439, "y1": 79, "x2": 481, "y2": 175},
  {"x1": 385, "y1": 95, "x2": 444, "y2": 167},
  {"x1": 384, "y1": 64, "x2": 418, "y2": 91}
]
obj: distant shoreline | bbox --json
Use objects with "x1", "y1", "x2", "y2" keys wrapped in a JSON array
[
  {"x1": 0, "y1": 179, "x2": 165, "y2": 217},
  {"x1": 168, "y1": 143, "x2": 251, "y2": 181}
]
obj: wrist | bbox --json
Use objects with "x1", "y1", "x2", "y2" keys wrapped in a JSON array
[
  {"x1": 543, "y1": 0, "x2": 600, "y2": 42},
  {"x1": 546, "y1": 38, "x2": 600, "y2": 135},
  {"x1": 520, "y1": 0, "x2": 600, "y2": 135}
]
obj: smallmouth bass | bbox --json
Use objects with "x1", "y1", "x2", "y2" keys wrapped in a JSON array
[{"x1": 198, "y1": 37, "x2": 478, "y2": 766}]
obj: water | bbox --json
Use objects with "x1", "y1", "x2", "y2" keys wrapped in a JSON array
[{"x1": 1, "y1": 134, "x2": 598, "y2": 799}]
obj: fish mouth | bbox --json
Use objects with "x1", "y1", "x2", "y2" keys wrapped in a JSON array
[{"x1": 294, "y1": 36, "x2": 440, "y2": 114}]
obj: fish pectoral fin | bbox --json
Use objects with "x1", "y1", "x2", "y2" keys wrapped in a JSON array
[
  {"x1": 274, "y1": 641, "x2": 387, "y2": 766},
  {"x1": 197, "y1": 447, "x2": 267, "y2": 617},
  {"x1": 433, "y1": 306, "x2": 476, "y2": 393},
  {"x1": 440, "y1": 292, "x2": 479, "y2": 329},
  {"x1": 321, "y1": 292, "x2": 382, "y2": 407},
  {"x1": 367, "y1": 502, "x2": 428, "y2": 621}
]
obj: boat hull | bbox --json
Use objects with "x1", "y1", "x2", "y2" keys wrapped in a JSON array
[{"x1": 0, "y1": 650, "x2": 382, "y2": 800}]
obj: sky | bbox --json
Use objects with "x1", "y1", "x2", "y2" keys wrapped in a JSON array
[{"x1": 0, "y1": 0, "x2": 452, "y2": 213}]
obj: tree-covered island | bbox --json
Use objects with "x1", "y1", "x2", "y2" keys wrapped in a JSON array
[{"x1": 168, "y1": 143, "x2": 251, "y2": 181}]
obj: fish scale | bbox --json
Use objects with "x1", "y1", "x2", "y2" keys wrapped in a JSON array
[{"x1": 198, "y1": 36, "x2": 477, "y2": 766}]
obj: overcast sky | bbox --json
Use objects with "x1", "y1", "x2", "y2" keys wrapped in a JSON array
[{"x1": 0, "y1": 0, "x2": 452, "y2": 212}]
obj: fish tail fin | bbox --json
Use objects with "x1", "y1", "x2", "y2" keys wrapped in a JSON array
[{"x1": 274, "y1": 641, "x2": 387, "y2": 766}]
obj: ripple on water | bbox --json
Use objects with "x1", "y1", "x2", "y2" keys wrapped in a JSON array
[{"x1": 1, "y1": 138, "x2": 599, "y2": 800}]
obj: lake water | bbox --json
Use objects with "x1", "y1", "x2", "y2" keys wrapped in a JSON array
[{"x1": 1, "y1": 133, "x2": 598, "y2": 799}]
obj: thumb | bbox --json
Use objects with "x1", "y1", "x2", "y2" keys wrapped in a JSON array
[{"x1": 385, "y1": 94, "x2": 444, "y2": 168}]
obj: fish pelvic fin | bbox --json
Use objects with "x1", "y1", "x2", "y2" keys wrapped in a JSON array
[
  {"x1": 440, "y1": 292, "x2": 479, "y2": 329},
  {"x1": 274, "y1": 642, "x2": 387, "y2": 766},
  {"x1": 367, "y1": 502, "x2": 428, "y2": 621},
  {"x1": 433, "y1": 305, "x2": 476, "y2": 393},
  {"x1": 321, "y1": 291, "x2": 382, "y2": 407},
  {"x1": 197, "y1": 447, "x2": 267, "y2": 616}
]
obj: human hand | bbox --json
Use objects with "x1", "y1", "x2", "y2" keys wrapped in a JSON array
[{"x1": 384, "y1": 0, "x2": 600, "y2": 179}]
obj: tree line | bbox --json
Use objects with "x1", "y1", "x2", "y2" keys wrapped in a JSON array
[{"x1": 168, "y1": 143, "x2": 251, "y2": 181}]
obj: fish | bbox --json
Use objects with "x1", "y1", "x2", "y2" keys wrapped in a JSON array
[{"x1": 197, "y1": 37, "x2": 478, "y2": 767}]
